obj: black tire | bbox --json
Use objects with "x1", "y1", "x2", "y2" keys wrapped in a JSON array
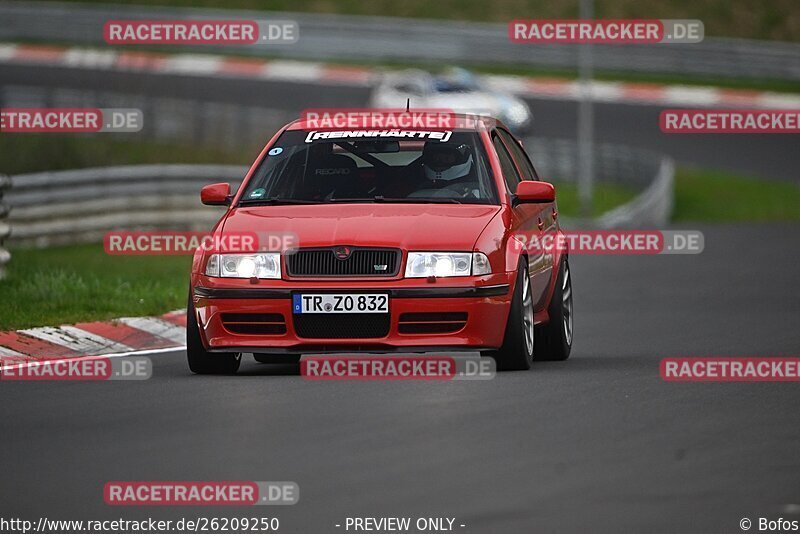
[
  {"x1": 186, "y1": 294, "x2": 241, "y2": 375},
  {"x1": 254, "y1": 354, "x2": 302, "y2": 364},
  {"x1": 534, "y1": 257, "x2": 573, "y2": 361},
  {"x1": 484, "y1": 260, "x2": 535, "y2": 371}
]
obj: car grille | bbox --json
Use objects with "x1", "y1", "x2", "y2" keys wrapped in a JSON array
[
  {"x1": 398, "y1": 312, "x2": 468, "y2": 334},
  {"x1": 293, "y1": 313, "x2": 390, "y2": 339},
  {"x1": 286, "y1": 248, "x2": 400, "y2": 277},
  {"x1": 221, "y1": 313, "x2": 287, "y2": 335}
]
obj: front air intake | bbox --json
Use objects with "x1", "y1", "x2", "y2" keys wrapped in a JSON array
[{"x1": 286, "y1": 247, "x2": 400, "y2": 277}]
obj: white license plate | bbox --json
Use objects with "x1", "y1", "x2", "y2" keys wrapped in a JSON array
[{"x1": 293, "y1": 293, "x2": 389, "y2": 314}]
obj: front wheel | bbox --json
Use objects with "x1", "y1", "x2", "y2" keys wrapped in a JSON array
[
  {"x1": 534, "y1": 257, "x2": 573, "y2": 361},
  {"x1": 186, "y1": 294, "x2": 241, "y2": 375},
  {"x1": 484, "y1": 261, "x2": 535, "y2": 371}
]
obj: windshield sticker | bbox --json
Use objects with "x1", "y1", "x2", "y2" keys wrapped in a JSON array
[
  {"x1": 268, "y1": 147, "x2": 283, "y2": 156},
  {"x1": 249, "y1": 188, "x2": 267, "y2": 199},
  {"x1": 304, "y1": 130, "x2": 452, "y2": 143}
]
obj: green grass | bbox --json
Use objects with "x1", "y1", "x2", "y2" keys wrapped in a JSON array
[
  {"x1": 45, "y1": 0, "x2": 800, "y2": 42},
  {"x1": 0, "y1": 244, "x2": 191, "y2": 330},
  {"x1": 557, "y1": 167, "x2": 800, "y2": 222},
  {"x1": 554, "y1": 182, "x2": 638, "y2": 217},
  {"x1": 673, "y1": 167, "x2": 800, "y2": 221},
  {"x1": 0, "y1": 135, "x2": 252, "y2": 175}
]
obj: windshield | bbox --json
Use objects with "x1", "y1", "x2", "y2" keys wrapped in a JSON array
[
  {"x1": 238, "y1": 130, "x2": 498, "y2": 205},
  {"x1": 433, "y1": 79, "x2": 479, "y2": 93},
  {"x1": 433, "y1": 68, "x2": 480, "y2": 93}
]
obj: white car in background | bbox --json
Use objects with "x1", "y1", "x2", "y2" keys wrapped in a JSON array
[{"x1": 370, "y1": 67, "x2": 533, "y2": 135}]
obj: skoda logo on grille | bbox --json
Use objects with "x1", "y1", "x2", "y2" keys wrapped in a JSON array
[{"x1": 334, "y1": 246, "x2": 352, "y2": 260}]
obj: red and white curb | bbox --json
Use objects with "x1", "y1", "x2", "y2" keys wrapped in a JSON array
[
  {"x1": 1, "y1": 42, "x2": 798, "y2": 109},
  {"x1": 0, "y1": 310, "x2": 186, "y2": 371},
  {"x1": 483, "y1": 75, "x2": 800, "y2": 109},
  {"x1": 0, "y1": 43, "x2": 372, "y2": 85}
]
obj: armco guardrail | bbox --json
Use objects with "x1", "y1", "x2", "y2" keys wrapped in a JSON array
[
  {"x1": 0, "y1": 83, "x2": 295, "y2": 152},
  {"x1": 4, "y1": 165, "x2": 248, "y2": 247},
  {"x1": 1, "y1": 1, "x2": 799, "y2": 81},
  {"x1": 596, "y1": 158, "x2": 675, "y2": 229},
  {"x1": 528, "y1": 138, "x2": 675, "y2": 228},
  {"x1": 2, "y1": 144, "x2": 673, "y2": 255}
]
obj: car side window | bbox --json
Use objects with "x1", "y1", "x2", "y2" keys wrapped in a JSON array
[
  {"x1": 492, "y1": 133, "x2": 522, "y2": 194},
  {"x1": 497, "y1": 128, "x2": 539, "y2": 182}
]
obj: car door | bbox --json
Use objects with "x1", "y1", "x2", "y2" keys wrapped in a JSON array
[{"x1": 494, "y1": 128, "x2": 555, "y2": 310}]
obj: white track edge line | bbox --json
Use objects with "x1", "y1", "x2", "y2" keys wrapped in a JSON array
[{"x1": 0, "y1": 345, "x2": 186, "y2": 372}]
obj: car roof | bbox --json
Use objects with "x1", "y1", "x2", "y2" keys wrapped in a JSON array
[{"x1": 285, "y1": 113, "x2": 504, "y2": 133}]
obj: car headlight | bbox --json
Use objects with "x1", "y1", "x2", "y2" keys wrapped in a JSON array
[
  {"x1": 205, "y1": 253, "x2": 281, "y2": 279},
  {"x1": 405, "y1": 252, "x2": 492, "y2": 278}
]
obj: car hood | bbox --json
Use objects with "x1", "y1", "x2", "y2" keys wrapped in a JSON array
[{"x1": 222, "y1": 203, "x2": 501, "y2": 251}]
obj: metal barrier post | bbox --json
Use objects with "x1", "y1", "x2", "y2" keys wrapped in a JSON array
[{"x1": 0, "y1": 174, "x2": 10, "y2": 279}]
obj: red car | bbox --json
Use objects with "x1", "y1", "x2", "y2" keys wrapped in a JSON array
[{"x1": 188, "y1": 115, "x2": 573, "y2": 374}]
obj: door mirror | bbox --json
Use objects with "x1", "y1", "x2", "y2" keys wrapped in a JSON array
[
  {"x1": 515, "y1": 181, "x2": 555, "y2": 203},
  {"x1": 200, "y1": 182, "x2": 231, "y2": 206}
]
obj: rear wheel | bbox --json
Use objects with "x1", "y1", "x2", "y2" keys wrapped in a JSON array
[
  {"x1": 186, "y1": 294, "x2": 241, "y2": 375},
  {"x1": 254, "y1": 354, "x2": 302, "y2": 364},
  {"x1": 534, "y1": 257, "x2": 573, "y2": 361},
  {"x1": 485, "y1": 261, "x2": 535, "y2": 371}
]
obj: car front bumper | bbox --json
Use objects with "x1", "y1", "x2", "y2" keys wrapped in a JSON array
[{"x1": 191, "y1": 273, "x2": 515, "y2": 353}]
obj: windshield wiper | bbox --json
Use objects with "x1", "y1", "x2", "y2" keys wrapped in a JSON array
[
  {"x1": 237, "y1": 197, "x2": 324, "y2": 206},
  {"x1": 327, "y1": 196, "x2": 464, "y2": 204},
  {"x1": 240, "y1": 196, "x2": 465, "y2": 206},
  {"x1": 379, "y1": 197, "x2": 464, "y2": 204}
]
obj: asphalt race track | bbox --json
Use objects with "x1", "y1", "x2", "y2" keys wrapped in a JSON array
[
  {"x1": 2, "y1": 224, "x2": 798, "y2": 533},
  {"x1": 1, "y1": 63, "x2": 798, "y2": 182}
]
